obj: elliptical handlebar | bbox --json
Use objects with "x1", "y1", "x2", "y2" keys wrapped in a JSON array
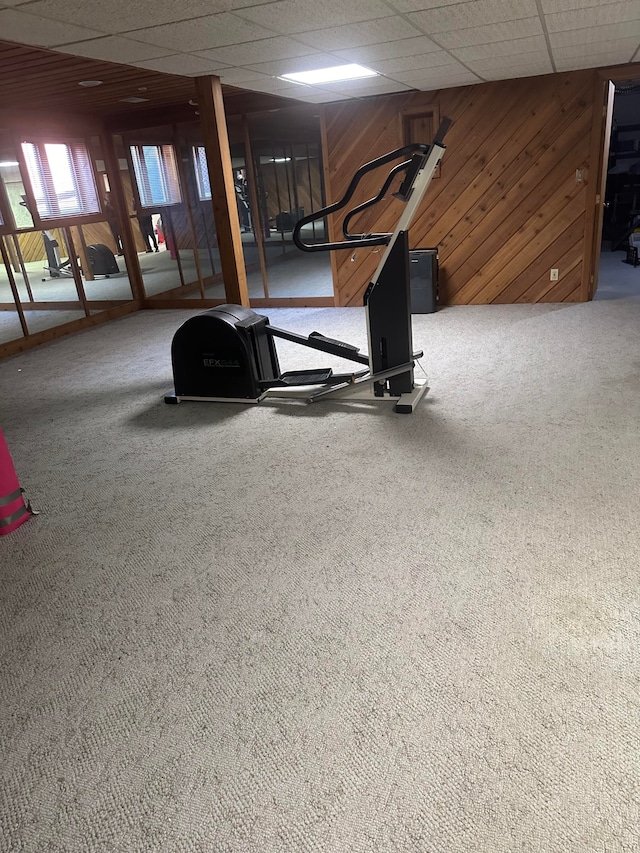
[
  {"x1": 292, "y1": 117, "x2": 452, "y2": 254},
  {"x1": 292, "y1": 142, "x2": 428, "y2": 253}
]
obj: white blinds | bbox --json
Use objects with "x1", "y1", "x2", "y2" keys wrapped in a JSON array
[
  {"x1": 130, "y1": 144, "x2": 182, "y2": 208},
  {"x1": 21, "y1": 141, "x2": 100, "y2": 220},
  {"x1": 193, "y1": 146, "x2": 211, "y2": 200}
]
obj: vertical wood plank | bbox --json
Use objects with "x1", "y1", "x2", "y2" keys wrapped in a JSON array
[{"x1": 195, "y1": 75, "x2": 249, "y2": 307}]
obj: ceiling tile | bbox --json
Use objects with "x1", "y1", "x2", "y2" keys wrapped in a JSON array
[
  {"x1": 371, "y1": 51, "x2": 465, "y2": 73},
  {"x1": 129, "y1": 54, "x2": 231, "y2": 76},
  {"x1": 551, "y1": 36, "x2": 639, "y2": 59},
  {"x1": 435, "y1": 17, "x2": 543, "y2": 48},
  {"x1": 241, "y1": 77, "x2": 305, "y2": 93},
  {"x1": 474, "y1": 56, "x2": 553, "y2": 74},
  {"x1": 481, "y1": 61, "x2": 554, "y2": 78},
  {"x1": 235, "y1": 0, "x2": 394, "y2": 35},
  {"x1": 549, "y1": 21, "x2": 640, "y2": 46},
  {"x1": 449, "y1": 35, "x2": 548, "y2": 60},
  {"x1": 127, "y1": 14, "x2": 278, "y2": 51},
  {"x1": 395, "y1": 68, "x2": 483, "y2": 88},
  {"x1": 54, "y1": 35, "x2": 174, "y2": 63},
  {"x1": 466, "y1": 51, "x2": 552, "y2": 71},
  {"x1": 244, "y1": 53, "x2": 349, "y2": 77},
  {"x1": 555, "y1": 52, "x2": 636, "y2": 71},
  {"x1": 0, "y1": 7, "x2": 102, "y2": 45},
  {"x1": 319, "y1": 76, "x2": 412, "y2": 94},
  {"x1": 294, "y1": 16, "x2": 423, "y2": 52},
  {"x1": 393, "y1": 63, "x2": 480, "y2": 83},
  {"x1": 332, "y1": 36, "x2": 443, "y2": 64},
  {"x1": 541, "y1": 0, "x2": 630, "y2": 11},
  {"x1": 406, "y1": 0, "x2": 539, "y2": 34},
  {"x1": 194, "y1": 37, "x2": 320, "y2": 67},
  {"x1": 545, "y1": 1, "x2": 640, "y2": 32},
  {"x1": 290, "y1": 90, "x2": 353, "y2": 102},
  {"x1": 389, "y1": 0, "x2": 474, "y2": 11},
  {"x1": 23, "y1": 0, "x2": 257, "y2": 35},
  {"x1": 217, "y1": 68, "x2": 273, "y2": 84}
]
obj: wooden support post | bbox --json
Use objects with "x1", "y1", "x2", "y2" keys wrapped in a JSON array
[
  {"x1": 101, "y1": 133, "x2": 145, "y2": 302},
  {"x1": 195, "y1": 75, "x2": 249, "y2": 306}
]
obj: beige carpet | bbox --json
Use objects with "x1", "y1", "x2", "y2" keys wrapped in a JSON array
[{"x1": 1, "y1": 296, "x2": 639, "y2": 852}]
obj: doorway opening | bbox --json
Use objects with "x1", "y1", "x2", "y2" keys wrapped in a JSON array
[{"x1": 596, "y1": 78, "x2": 640, "y2": 300}]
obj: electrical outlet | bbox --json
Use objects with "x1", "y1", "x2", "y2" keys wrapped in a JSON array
[
  {"x1": 550, "y1": 268, "x2": 559, "y2": 281},
  {"x1": 576, "y1": 168, "x2": 584, "y2": 182}
]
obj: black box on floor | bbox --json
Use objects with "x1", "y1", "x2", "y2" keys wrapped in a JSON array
[{"x1": 409, "y1": 249, "x2": 438, "y2": 314}]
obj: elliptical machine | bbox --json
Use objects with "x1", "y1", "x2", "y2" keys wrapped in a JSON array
[{"x1": 165, "y1": 118, "x2": 451, "y2": 414}]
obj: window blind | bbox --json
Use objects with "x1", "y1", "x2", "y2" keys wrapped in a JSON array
[
  {"x1": 193, "y1": 147, "x2": 211, "y2": 201},
  {"x1": 130, "y1": 144, "x2": 182, "y2": 208},
  {"x1": 21, "y1": 140, "x2": 100, "y2": 220}
]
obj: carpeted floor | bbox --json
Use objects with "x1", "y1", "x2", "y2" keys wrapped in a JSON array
[{"x1": 1, "y1": 296, "x2": 639, "y2": 852}]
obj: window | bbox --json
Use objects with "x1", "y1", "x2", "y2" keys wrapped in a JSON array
[
  {"x1": 130, "y1": 144, "x2": 182, "y2": 207},
  {"x1": 21, "y1": 141, "x2": 100, "y2": 219},
  {"x1": 193, "y1": 146, "x2": 211, "y2": 201}
]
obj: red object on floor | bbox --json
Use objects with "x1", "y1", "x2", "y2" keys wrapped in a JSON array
[{"x1": 0, "y1": 428, "x2": 31, "y2": 535}]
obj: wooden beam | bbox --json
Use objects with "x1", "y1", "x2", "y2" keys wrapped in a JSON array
[{"x1": 195, "y1": 75, "x2": 249, "y2": 307}]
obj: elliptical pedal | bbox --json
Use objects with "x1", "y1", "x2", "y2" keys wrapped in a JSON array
[{"x1": 278, "y1": 368, "x2": 334, "y2": 386}]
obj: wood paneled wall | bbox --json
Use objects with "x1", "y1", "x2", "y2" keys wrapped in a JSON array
[{"x1": 323, "y1": 70, "x2": 596, "y2": 306}]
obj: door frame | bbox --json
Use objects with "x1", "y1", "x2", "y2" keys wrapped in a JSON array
[{"x1": 583, "y1": 63, "x2": 640, "y2": 300}]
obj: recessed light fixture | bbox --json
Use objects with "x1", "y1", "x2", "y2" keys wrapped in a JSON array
[
  {"x1": 78, "y1": 80, "x2": 103, "y2": 87},
  {"x1": 279, "y1": 63, "x2": 377, "y2": 86},
  {"x1": 119, "y1": 96, "x2": 150, "y2": 103},
  {"x1": 271, "y1": 157, "x2": 291, "y2": 163},
  {"x1": 0, "y1": 161, "x2": 19, "y2": 168}
]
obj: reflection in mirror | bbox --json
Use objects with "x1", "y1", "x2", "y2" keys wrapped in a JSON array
[
  {"x1": 0, "y1": 234, "x2": 86, "y2": 337},
  {"x1": 231, "y1": 146, "x2": 264, "y2": 299},
  {"x1": 247, "y1": 109, "x2": 333, "y2": 299},
  {"x1": 0, "y1": 238, "x2": 27, "y2": 344},
  {"x1": 122, "y1": 129, "x2": 203, "y2": 301},
  {"x1": 183, "y1": 135, "x2": 224, "y2": 301},
  {"x1": 75, "y1": 223, "x2": 134, "y2": 314},
  {"x1": 0, "y1": 130, "x2": 34, "y2": 231}
]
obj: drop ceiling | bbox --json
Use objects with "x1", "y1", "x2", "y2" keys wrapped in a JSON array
[{"x1": 0, "y1": 0, "x2": 639, "y2": 103}]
